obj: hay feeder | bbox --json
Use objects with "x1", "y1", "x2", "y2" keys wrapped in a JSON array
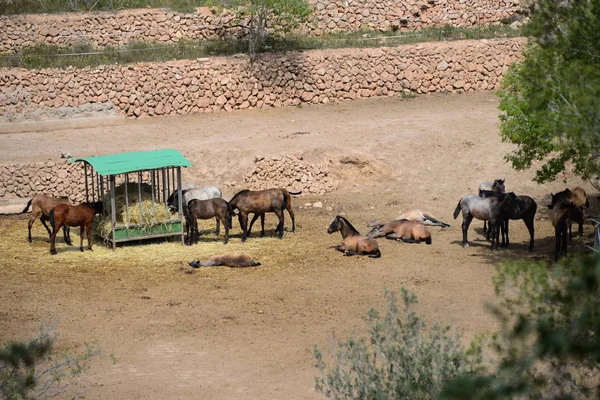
[{"x1": 70, "y1": 149, "x2": 192, "y2": 249}]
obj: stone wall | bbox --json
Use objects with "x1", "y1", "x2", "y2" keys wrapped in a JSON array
[
  {"x1": 0, "y1": 37, "x2": 525, "y2": 121},
  {"x1": 0, "y1": 159, "x2": 86, "y2": 203},
  {"x1": 0, "y1": 0, "x2": 523, "y2": 52}
]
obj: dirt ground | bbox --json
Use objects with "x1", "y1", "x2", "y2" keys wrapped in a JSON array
[{"x1": 0, "y1": 91, "x2": 596, "y2": 399}]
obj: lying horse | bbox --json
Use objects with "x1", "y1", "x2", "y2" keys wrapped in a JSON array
[
  {"x1": 188, "y1": 253, "x2": 261, "y2": 268},
  {"x1": 327, "y1": 215, "x2": 381, "y2": 258},
  {"x1": 549, "y1": 187, "x2": 589, "y2": 239},
  {"x1": 481, "y1": 190, "x2": 537, "y2": 251},
  {"x1": 366, "y1": 219, "x2": 432, "y2": 244},
  {"x1": 22, "y1": 194, "x2": 72, "y2": 245},
  {"x1": 479, "y1": 179, "x2": 505, "y2": 234},
  {"x1": 167, "y1": 184, "x2": 222, "y2": 213},
  {"x1": 368, "y1": 210, "x2": 450, "y2": 228},
  {"x1": 186, "y1": 198, "x2": 233, "y2": 245},
  {"x1": 49, "y1": 202, "x2": 104, "y2": 255},
  {"x1": 551, "y1": 201, "x2": 584, "y2": 261},
  {"x1": 229, "y1": 188, "x2": 298, "y2": 242},
  {"x1": 453, "y1": 192, "x2": 519, "y2": 250}
]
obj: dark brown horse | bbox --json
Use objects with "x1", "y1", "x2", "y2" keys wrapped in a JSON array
[
  {"x1": 186, "y1": 198, "x2": 233, "y2": 245},
  {"x1": 49, "y1": 202, "x2": 103, "y2": 255},
  {"x1": 549, "y1": 187, "x2": 589, "y2": 239},
  {"x1": 22, "y1": 194, "x2": 72, "y2": 245},
  {"x1": 551, "y1": 201, "x2": 584, "y2": 261},
  {"x1": 229, "y1": 188, "x2": 299, "y2": 242},
  {"x1": 327, "y1": 215, "x2": 381, "y2": 258}
]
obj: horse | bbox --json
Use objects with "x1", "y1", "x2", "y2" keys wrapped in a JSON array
[
  {"x1": 479, "y1": 179, "x2": 506, "y2": 234},
  {"x1": 327, "y1": 215, "x2": 381, "y2": 258},
  {"x1": 453, "y1": 192, "x2": 520, "y2": 250},
  {"x1": 22, "y1": 194, "x2": 72, "y2": 245},
  {"x1": 186, "y1": 198, "x2": 233, "y2": 245},
  {"x1": 551, "y1": 201, "x2": 584, "y2": 261},
  {"x1": 166, "y1": 185, "x2": 222, "y2": 213},
  {"x1": 245, "y1": 190, "x2": 302, "y2": 237},
  {"x1": 368, "y1": 210, "x2": 450, "y2": 228},
  {"x1": 228, "y1": 188, "x2": 299, "y2": 242},
  {"x1": 549, "y1": 187, "x2": 589, "y2": 239},
  {"x1": 49, "y1": 202, "x2": 104, "y2": 255},
  {"x1": 188, "y1": 253, "x2": 261, "y2": 268},
  {"x1": 366, "y1": 219, "x2": 432, "y2": 244},
  {"x1": 480, "y1": 190, "x2": 538, "y2": 250}
]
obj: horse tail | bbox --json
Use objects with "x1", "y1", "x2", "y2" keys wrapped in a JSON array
[
  {"x1": 21, "y1": 199, "x2": 33, "y2": 213},
  {"x1": 49, "y1": 209, "x2": 56, "y2": 229},
  {"x1": 226, "y1": 202, "x2": 234, "y2": 229},
  {"x1": 453, "y1": 199, "x2": 462, "y2": 220},
  {"x1": 368, "y1": 248, "x2": 381, "y2": 258},
  {"x1": 422, "y1": 213, "x2": 451, "y2": 228},
  {"x1": 586, "y1": 198, "x2": 590, "y2": 208}
]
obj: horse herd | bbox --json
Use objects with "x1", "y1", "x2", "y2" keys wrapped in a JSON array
[{"x1": 20, "y1": 179, "x2": 591, "y2": 261}]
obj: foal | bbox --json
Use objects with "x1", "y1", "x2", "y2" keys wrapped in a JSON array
[
  {"x1": 49, "y1": 202, "x2": 103, "y2": 255},
  {"x1": 327, "y1": 215, "x2": 381, "y2": 258},
  {"x1": 186, "y1": 198, "x2": 233, "y2": 245}
]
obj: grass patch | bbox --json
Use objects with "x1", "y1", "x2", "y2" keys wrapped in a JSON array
[
  {"x1": 0, "y1": 0, "x2": 209, "y2": 15},
  {"x1": 0, "y1": 25, "x2": 521, "y2": 70}
]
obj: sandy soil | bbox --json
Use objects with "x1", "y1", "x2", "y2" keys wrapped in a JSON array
[{"x1": 0, "y1": 92, "x2": 596, "y2": 399}]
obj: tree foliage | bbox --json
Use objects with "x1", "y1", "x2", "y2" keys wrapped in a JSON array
[
  {"x1": 498, "y1": 0, "x2": 600, "y2": 183},
  {"x1": 212, "y1": 0, "x2": 312, "y2": 59},
  {"x1": 441, "y1": 255, "x2": 600, "y2": 399}
]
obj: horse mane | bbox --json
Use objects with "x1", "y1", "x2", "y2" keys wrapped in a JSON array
[
  {"x1": 230, "y1": 189, "x2": 250, "y2": 203},
  {"x1": 337, "y1": 215, "x2": 360, "y2": 235}
]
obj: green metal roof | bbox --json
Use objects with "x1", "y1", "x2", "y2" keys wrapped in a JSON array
[{"x1": 70, "y1": 149, "x2": 192, "y2": 176}]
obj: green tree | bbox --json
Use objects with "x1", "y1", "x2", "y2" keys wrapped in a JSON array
[
  {"x1": 441, "y1": 255, "x2": 600, "y2": 399},
  {"x1": 213, "y1": 0, "x2": 312, "y2": 59},
  {"x1": 498, "y1": 0, "x2": 600, "y2": 184}
]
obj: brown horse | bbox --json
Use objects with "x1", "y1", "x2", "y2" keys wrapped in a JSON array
[
  {"x1": 22, "y1": 194, "x2": 72, "y2": 245},
  {"x1": 366, "y1": 219, "x2": 432, "y2": 244},
  {"x1": 49, "y1": 202, "x2": 103, "y2": 255},
  {"x1": 549, "y1": 187, "x2": 589, "y2": 238},
  {"x1": 551, "y1": 201, "x2": 584, "y2": 261},
  {"x1": 188, "y1": 253, "x2": 261, "y2": 268},
  {"x1": 327, "y1": 215, "x2": 381, "y2": 258},
  {"x1": 229, "y1": 188, "x2": 299, "y2": 242},
  {"x1": 186, "y1": 198, "x2": 233, "y2": 245}
]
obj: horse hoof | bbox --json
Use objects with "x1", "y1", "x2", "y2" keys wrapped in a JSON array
[
  {"x1": 462, "y1": 243, "x2": 469, "y2": 248},
  {"x1": 80, "y1": 248, "x2": 84, "y2": 252}
]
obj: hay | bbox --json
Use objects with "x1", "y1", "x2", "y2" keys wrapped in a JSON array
[{"x1": 99, "y1": 182, "x2": 178, "y2": 237}]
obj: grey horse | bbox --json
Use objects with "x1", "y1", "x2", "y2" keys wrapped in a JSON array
[
  {"x1": 478, "y1": 179, "x2": 505, "y2": 234},
  {"x1": 453, "y1": 192, "x2": 519, "y2": 250}
]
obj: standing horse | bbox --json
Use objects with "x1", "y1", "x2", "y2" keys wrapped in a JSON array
[
  {"x1": 167, "y1": 185, "x2": 222, "y2": 213},
  {"x1": 22, "y1": 194, "x2": 72, "y2": 245},
  {"x1": 551, "y1": 201, "x2": 584, "y2": 261},
  {"x1": 327, "y1": 215, "x2": 381, "y2": 258},
  {"x1": 366, "y1": 219, "x2": 432, "y2": 244},
  {"x1": 186, "y1": 198, "x2": 233, "y2": 245},
  {"x1": 480, "y1": 191, "x2": 538, "y2": 251},
  {"x1": 49, "y1": 202, "x2": 104, "y2": 255},
  {"x1": 453, "y1": 192, "x2": 519, "y2": 250},
  {"x1": 229, "y1": 188, "x2": 298, "y2": 242},
  {"x1": 549, "y1": 187, "x2": 589, "y2": 239},
  {"x1": 246, "y1": 190, "x2": 301, "y2": 237},
  {"x1": 479, "y1": 179, "x2": 506, "y2": 234}
]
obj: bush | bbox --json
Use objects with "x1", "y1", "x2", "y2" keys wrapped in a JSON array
[
  {"x1": 314, "y1": 288, "x2": 483, "y2": 400},
  {"x1": 0, "y1": 324, "x2": 104, "y2": 399}
]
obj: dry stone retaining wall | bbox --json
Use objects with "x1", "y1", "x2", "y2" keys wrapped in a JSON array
[
  {"x1": 0, "y1": 38, "x2": 525, "y2": 121},
  {"x1": 0, "y1": 0, "x2": 523, "y2": 52}
]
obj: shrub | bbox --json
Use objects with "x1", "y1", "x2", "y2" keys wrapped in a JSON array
[{"x1": 314, "y1": 288, "x2": 483, "y2": 400}]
